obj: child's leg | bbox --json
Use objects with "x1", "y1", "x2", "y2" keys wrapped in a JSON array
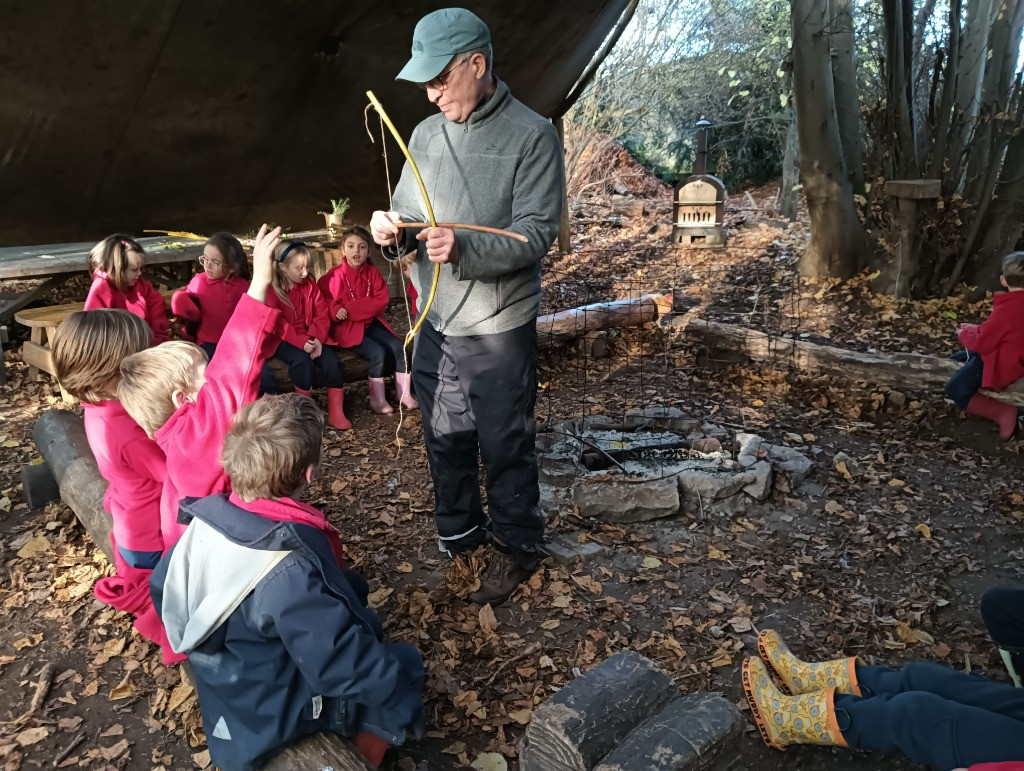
[
  {"x1": 199, "y1": 342, "x2": 217, "y2": 360},
  {"x1": 857, "y1": 660, "x2": 1024, "y2": 720},
  {"x1": 259, "y1": 363, "x2": 278, "y2": 396},
  {"x1": 314, "y1": 345, "x2": 345, "y2": 388},
  {"x1": 982, "y1": 586, "x2": 1024, "y2": 686},
  {"x1": 348, "y1": 335, "x2": 388, "y2": 379},
  {"x1": 836, "y1": 690, "x2": 1024, "y2": 768},
  {"x1": 944, "y1": 351, "x2": 984, "y2": 408},
  {"x1": 274, "y1": 342, "x2": 315, "y2": 391},
  {"x1": 116, "y1": 546, "x2": 162, "y2": 570},
  {"x1": 364, "y1": 320, "x2": 408, "y2": 374}
]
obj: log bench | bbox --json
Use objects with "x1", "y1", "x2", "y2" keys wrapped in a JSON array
[{"x1": 31, "y1": 409, "x2": 376, "y2": 769}]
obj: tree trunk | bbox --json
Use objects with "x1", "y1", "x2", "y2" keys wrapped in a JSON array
[
  {"x1": 791, "y1": 0, "x2": 868, "y2": 278},
  {"x1": 883, "y1": 0, "x2": 920, "y2": 177},
  {"x1": 830, "y1": 0, "x2": 865, "y2": 193},
  {"x1": 779, "y1": 105, "x2": 801, "y2": 221},
  {"x1": 967, "y1": 126, "x2": 1024, "y2": 287}
]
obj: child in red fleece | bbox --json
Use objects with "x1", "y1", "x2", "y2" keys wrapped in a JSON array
[
  {"x1": 265, "y1": 239, "x2": 351, "y2": 430},
  {"x1": 50, "y1": 309, "x2": 182, "y2": 664},
  {"x1": 84, "y1": 234, "x2": 170, "y2": 344},
  {"x1": 318, "y1": 226, "x2": 418, "y2": 415},
  {"x1": 118, "y1": 225, "x2": 285, "y2": 548},
  {"x1": 945, "y1": 251, "x2": 1024, "y2": 439}
]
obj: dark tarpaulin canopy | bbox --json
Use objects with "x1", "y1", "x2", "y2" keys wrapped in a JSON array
[{"x1": 0, "y1": 1, "x2": 630, "y2": 245}]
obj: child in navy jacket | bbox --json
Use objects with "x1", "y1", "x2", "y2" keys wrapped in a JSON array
[{"x1": 150, "y1": 393, "x2": 424, "y2": 770}]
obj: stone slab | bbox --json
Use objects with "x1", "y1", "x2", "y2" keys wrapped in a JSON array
[
  {"x1": 574, "y1": 477, "x2": 680, "y2": 523},
  {"x1": 542, "y1": 533, "x2": 608, "y2": 565}
]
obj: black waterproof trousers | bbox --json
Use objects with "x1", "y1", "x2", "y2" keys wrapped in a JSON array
[{"x1": 411, "y1": 320, "x2": 543, "y2": 561}]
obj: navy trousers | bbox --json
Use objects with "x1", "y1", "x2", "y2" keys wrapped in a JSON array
[
  {"x1": 838, "y1": 661, "x2": 1024, "y2": 768},
  {"x1": 347, "y1": 319, "x2": 407, "y2": 377},
  {"x1": 411, "y1": 320, "x2": 543, "y2": 561},
  {"x1": 200, "y1": 341, "x2": 277, "y2": 396},
  {"x1": 273, "y1": 341, "x2": 344, "y2": 391},
  {"x1": 945, "y1": 350, "x2": 984, "y2": 409}
]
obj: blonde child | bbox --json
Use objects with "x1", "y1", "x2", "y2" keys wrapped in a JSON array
[
  {"x1": 265, "y1": 240, "x2": 351, "y2": 429},
  {"x1": 150, "y1": 393, "x2": 424, "y2": 770},
  {"x1": 318, "y1": 226, "x2": 417, "y2": 414},
  {"x1": 50, "y1": 309, "x2": 181, "y2": 663},
  {"x1": 118, "y1": 225, "x2": 285, "y2": 547},
  {"x1": 84, "y1": 234, "x2": 169, "y2": 344}
]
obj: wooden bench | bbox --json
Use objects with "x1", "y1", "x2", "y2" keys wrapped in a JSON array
[{"x1": 15, "y1": 290, "x2": 177, "y2": 401}]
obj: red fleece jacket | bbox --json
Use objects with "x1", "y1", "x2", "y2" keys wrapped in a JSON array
[
  {"x1": 84, "y1": 272, "x2": 169, "y2": 343},
  {"x1": 155, "y1": 294, "x2": 282, "y2": 548},
  {"x1": 228, "y1": 492, "x2": 345, "y2": 567},
  {"x1": 959, "y1": 290, "x2": 1024, "y2": 390},
  {"x1": 265, "y1": 278, "x2": 331, "y2": 349},
  {"x1": 318, "y1": 262, "x2": 395, "y2": 348},
  {"x1": 970, "y1": 764, "x2": 1024, "y2": 770},
  {"x1": 171, "y1": 273, "x2": 250, "y2": 346},
  {"x1": 82, "y1": 400, "x2": 165, "y2": 553}
]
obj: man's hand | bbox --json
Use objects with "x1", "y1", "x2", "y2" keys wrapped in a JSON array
[
  {"x1": 416, "y1": 226, "x2": 459, "y2": 265},
  {"x1": 336, "y1": 308, "x2": 349, "y2": 321},
  {"x1": 248, "y1": 224, "x2": 282, "y2": 303},
  {"x1": 370, "y1": 210, "x2": 403, "y2": 247}
]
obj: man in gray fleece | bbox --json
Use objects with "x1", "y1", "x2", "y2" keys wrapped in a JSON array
[{"x1": 371, "y1": 7, "x2": 564, "y2": 606}]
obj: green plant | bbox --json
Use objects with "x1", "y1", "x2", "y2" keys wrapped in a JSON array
[{"x1": 318, "y1": 197, "x2": 350, "y2": 217}]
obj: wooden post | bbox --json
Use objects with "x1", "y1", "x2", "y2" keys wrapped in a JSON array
[{"x1": 557, "y1": 117, "x2": 571, "y2": 255}]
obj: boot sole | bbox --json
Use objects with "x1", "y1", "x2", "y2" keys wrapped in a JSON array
[
  {"x1": 741, "y1": 658, "x2": 785, "y2": 751},
  {"x1": 757, "y1": 630, "x2": 794, "y2": 696}
]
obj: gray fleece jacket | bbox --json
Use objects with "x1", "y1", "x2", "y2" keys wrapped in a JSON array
[{"x1": 391, "y1": 78, "x2": 564, "y2": 336}]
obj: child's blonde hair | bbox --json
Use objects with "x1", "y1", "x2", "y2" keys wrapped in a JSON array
[
  {"x1": 118, "y1": 342, "x2": 209, "y2": 437},
  {"x1": 51, "y1": 310, "x2": 151, "y2": 403},
  {"x1": 1002, "y1": 252, "x2": 1024, "y2": 289},
  {"x1": 271, "y1": 240, "x2": 312, "y2": 306},
  {"x1": 221, "y1": 393, "x2": 324, "y2": 501},
  {"x1": 89, "y1": 234, "x2": 146, "y2": 292}
]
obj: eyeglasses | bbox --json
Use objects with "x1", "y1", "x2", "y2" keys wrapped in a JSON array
[
  {"x1": 199, "y1": 255, "x2": 223, "y2": 268},
  {"x1": 418, "y1": 58, "x2": 467, "y2": 92}
]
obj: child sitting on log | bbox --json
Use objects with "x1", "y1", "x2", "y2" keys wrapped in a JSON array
[
  {"x1": 150, "y1": 393, "x2": 425, "y2": 770},
  {"x1": 117, "y1": 225, "x2": 284, "y2": 548},
  {"x1": 742, "y1": 623, "x2": 1024, "y2": 769},
  {"x1": 318, "y1": 226, "x2": 417, "y2": 414},
  {"x1": 51, "y1": 309, "x2": 181, "y2": 664},
  {"x1": 265, "y1": 240, "x2": 351, "y2": 429},
  {"x1": 84, "y1": 234, "x2": 170, "y2": 344},
  {"x1": 945, "y1": 251, "x2": 1024, "y2": 440}
]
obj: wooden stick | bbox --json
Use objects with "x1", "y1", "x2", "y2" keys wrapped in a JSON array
[
  {"x1": 395, "y1": 222, "x2": 528, "y2": 243},
  {"x1": 27, "y1": 662, "x2": 55, "y2": 715},
  {"x1": 52, "y1": 731, "x2": 86, "y2": 767}
]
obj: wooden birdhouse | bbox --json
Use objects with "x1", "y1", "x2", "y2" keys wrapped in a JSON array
[{"x1": 672, "y1": 119, "x2": 727, "y2": 248}]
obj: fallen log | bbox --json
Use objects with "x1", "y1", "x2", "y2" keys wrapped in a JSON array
[
  {"x1": 679, "y1": 318, "x2": 1024, "y2": 406},
  {"x1": 33, "y1": 410, "x2": 113, "y2": 562},
  {"x1": 538, "y1": 294, "x2": 672, "y2": 348},
  {"x1": 262, "y1": 733, "x2": 373, "y2": 771}
]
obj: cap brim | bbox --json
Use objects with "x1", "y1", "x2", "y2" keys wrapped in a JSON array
[{"x1": 396, "y1": 53, "x2": 453, "y2": 83}]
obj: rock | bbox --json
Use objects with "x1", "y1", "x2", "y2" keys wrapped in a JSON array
[
  {"x1": 624, "y1": 407, "x2": 701, "y2": 433},
  {"x1": 832, "y1": 451, "x2": 862, "y2": 478},
  {"x1": 677, "y1": 469, "x2": 753, "y2": 501},
  {"x1": 543, "y1": 533, "x2": 607, "y2": 565},
  {"x1": 520, "y1": 651, "x2": 678, "y2": 771},
  {"x1": 538, "y1": 455, "x2": 578, "y2": 487},
  {"x1": 698, "y1": 423, "x2": 729, "y2": 441},
  {"x1": 741, "y1": 460, "x2": 772, "y2": 501},
  {"x1": 888, "y1": 390, "x2": 907, "y2": 407},
  {"x1": 593, "y1": 693, "x2": 743, "y2": 771},
  {"x1": 765, "y1": 443, "x2": 812, "y2": 484},
  {"x1": 581, "y1": 415, "x2": 626, "y2": 431},
  {"x1": 574, "y1": 477, "x2": 680, "y2": 523},
  {"x1": 689, "y1": 437, "x2": 722, "y2": 454},
  {"x1": 735, "y1": 433, "x2": 765, "y2": 468}
]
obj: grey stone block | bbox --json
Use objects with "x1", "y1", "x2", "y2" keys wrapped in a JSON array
[
  {"x1": 574, "y1": 477, "x2": 680, "y2": 522},
  {"x1": 741, "y1": 460, "x2": 772, "y2": 501},
  {"x1": 677, "y1": 469, "x2": 753, "y2": 501},
  {"x1": 594, "y1": 693, "x2": 743, "y2": 771},
  {"x1": 520, "y1": 651, "x2": 678, "y2": 771},
  {"x1": 542, "y1": 533, "x2": 607, "y2": 565},
  {"x1": 538, "y1": 454, "x2": 579, "y2": 487},
  {"x1": 20, "y1": 462, "x2": 60, "y2": 510},
  {"x1": 624, "y1": 407, "x2": 701, "y2": 433}
]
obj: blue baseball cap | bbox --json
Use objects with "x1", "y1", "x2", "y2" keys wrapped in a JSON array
[{"x1": 396, "y1": 8, "x2": 491, "y2": 83}]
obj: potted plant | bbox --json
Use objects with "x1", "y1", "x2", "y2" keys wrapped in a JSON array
[{"x1": 319, "y1": 197, "x2": 350, "y2": 234}]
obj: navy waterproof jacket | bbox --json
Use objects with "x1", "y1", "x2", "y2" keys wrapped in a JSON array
[{"x1": 150, "y1": 494, "x2": 423, "y2": 771}]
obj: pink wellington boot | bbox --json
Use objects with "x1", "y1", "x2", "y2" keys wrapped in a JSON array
[
  {"x1": 965, "y1": 393, "x2": 1019, "y2": 440},
  {"x1": 293, "y1": 386, "x2": 313, "y2": 397},
  {"x1": 326, "y1": 388, "x2": 353, "y2": 430},
  {"x1": 395, "y1": 371, "x2": 419, "y2": 410},
  {"x1": 367, "y1": 378, "x2": 393, "y2": 415}
]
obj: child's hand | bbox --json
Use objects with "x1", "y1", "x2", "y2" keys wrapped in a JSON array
[
  {"x1": 309, "y1": 339, "x2": 323, "y2": 359},
  {"x1": 248, "y1": 224, "x2": 282, "y2": 303},
  {"x1": 370, "y1": 210, "x2": 402, "y2": 247},
  {"x1": 303, "y1": 338, "x2": 316, "y2": 354},
  {"x1": 959, "y1": 322, "x2": 978, "y2": 333},
  {"x1": 336, "y1": 308, "x2": 349, "y2": 321}
]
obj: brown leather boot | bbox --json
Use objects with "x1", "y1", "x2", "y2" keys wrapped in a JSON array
[{"x1": 468, "y1": 547, "x2": 540, "y2": 606}]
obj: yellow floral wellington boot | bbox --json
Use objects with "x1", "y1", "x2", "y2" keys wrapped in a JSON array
[
  {"x1": 742, "y1": 656, "x2": 847, "y2": 750},
  {"x1": 758, "y1": 628, "x2": 861, "y2": 696}
]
